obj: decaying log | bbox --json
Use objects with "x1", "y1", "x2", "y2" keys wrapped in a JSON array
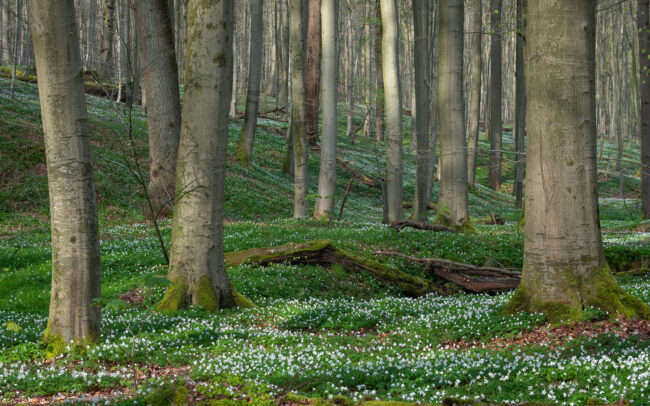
[
  {"x1": 390, "y1": 220, "x2": 457, "y2": 233},
  {"x1": 373, "y1": 251, "x2": 521, "y2": 293},
  {"x1": 224, "y1": 240, "x2": 440, "y2": 297}
]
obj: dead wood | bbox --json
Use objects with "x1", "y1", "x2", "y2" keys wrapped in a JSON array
[{"x1": 390, "y1": 220, "x2": 457, "y2": 233}]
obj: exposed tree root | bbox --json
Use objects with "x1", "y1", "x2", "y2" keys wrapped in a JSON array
[
  {"x1": 390, "y1": 220, "x2": 457, "y2": 233},
  {"x1": 373, "y1": 251, "x2": 521, "y2": 293},
  {"x1": 224, "y1": 240, "x2": 441, "y2": 297}
]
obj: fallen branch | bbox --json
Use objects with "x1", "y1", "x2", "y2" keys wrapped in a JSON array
[
  {"x1": 390, "y1": 220, "x2": 457, "y2": 233},
  {"x1": 224, "y1": 240, "x2": 440, "y2": 297},
  {"x1": 373, "y1": 251, "x2": 521, "y2": 293}
]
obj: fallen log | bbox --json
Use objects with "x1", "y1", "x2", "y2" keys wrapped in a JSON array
[
  {"x1": 373, "y1": 251, "x2": 521, "y2": 293},
  {"x1": 390, "y1": 220, "x2": 457, "y2": 233},
  {"x1": 224, "y1": 240, "x2": 440, "y2": 297}
]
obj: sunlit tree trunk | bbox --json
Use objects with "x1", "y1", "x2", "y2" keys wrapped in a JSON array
[
  {"x1": 380, "y1": 0, "x2": 404, "y2": 223},
  {"x1": 306, "y1": 0, "x2": 321, "y2": 145},
  {"x1": 505, "y1": 0, "x2": 649, "y2": 323},
  {"x1": 314, "y1": 0, "x2": 337, "y2": 220},
  {"x1": 488, "y1": 0, "x2": 502, "y2": 190},
  {"x1": 513, "y1": 0, "x2": 525, "y2": 208},
  {"x1": 134, "y1": 0, "x2": 181, "y2": 218},
  {"x1": 435, "y1": 0, "x2": 470, "y2": 231},
  {"x1": 100, "y1": 0, "x2": 115, "y2": 79},
  {"x1": 236, "y1": 0, "x2": 264, "y2": 164},
  {"x1": 30, "y1": 0, "x2": 101, "y2": 352},
  {"x1": 466, "y1": 0, "x2": 481, "y2": 188},
  {"x1": 374, "y1": 4, "x2": 384, "y2": 142},
  {"x1": 290, "y1": 0, "x2": 308, "y2": 217},
  {"x1": 640, "y1": 0, "x2": 650, "y2": 218},
  {"x1": 157, "y1": 0, "x2": 239, "y2": 312}
]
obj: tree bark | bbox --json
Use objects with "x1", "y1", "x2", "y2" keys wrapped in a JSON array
[
  {"x1": 435, "y1": 0, "x2": 470, "y2": 232},
  {"x1": 0, "y1": 1, "x2": 9, "y2": 64},
  {"x1": 466, "y1": 0, "x2": 481, "y2": 188},
  {"x1": 487, "y1": 0, "x2": 502, "y2": 190},
  {"x1": 504, "y1": 0, "x2": 649, "y2": 323},
  {"x1": 412, "y1": 0, "x2": 430, "y2": 220},
  {"x1": 290, "y1": 0, "x2": 308, "y2": 218},
  {"x1": 134, "y1": 0, "x2": 181, "y2": 219},
  {"x1": 513, "y1": 0, "x2": 525, "y2": 208},
  {"x1": 380, "y1": 0, "x2": 404, "y2": 223},
  {"x1": 157, "y1": 0, "x2": 241, "y2": 312},
  {"x1": 100, "y1": 0, "x2": 115, "y2": 80},
  {"x1": 374, "y1": 4, "x2": 385, "y2": 142},
  {"x1": 279, "y1": 0, "x2": 289, "y2": 108},
  {"x1": 30, "y1": 0, "x2": 101, "y2": 352},
  {"x1": 305, "y1": 0, "x2": 321, "y2": 145},
  {"x1": 314, "y1": 0, "x2": 338, "y2": 220},
  {"x1": 640, "y1": 0, "x2": 650, "y2": 218},
  {"x1": 236, "y1": 0, "x2": 264, "y2": 164}
]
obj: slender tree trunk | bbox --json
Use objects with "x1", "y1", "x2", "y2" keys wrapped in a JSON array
[
  {"x1": 466, "y1": 0, "x2": 481, "y2": 188},
  {"x1": 513, "y1": 0, "x2": 525, "y2": 208},
  {"x1": 640, "y1": 0, "x2": 650, "y2": 218},
  {"x1": 314, "y1": 0, "x2": 338, "y2": 220},
  {"x1": 505, "y1": 0, "x2": 649, "y2": 323},
  {"x1": 157, "y1": 0, "x2": 240, "y2": 312},
  {"x1": 375, "y1": 4, "x2": 385, "y2": 142},
  {"x1": 0, "y1": 1, "x2": 9, "y2": 64},
  {"x1": 9, "y1": 0, "x2": 20, "y2": 98},
  {"x1": 100, "y1": 0, "x2": 115, "y2": 80},
  {"x1": 290, "y1": 0, "x2": 308, "y2": 217},
  {"x1": 488, "y1": 0, "x2": 502, "y2": 190},
  {"x1": 380, "y1": 0, "x2": 404, "y2": 223},
  {"x1": 229, "y1": 7, "x2": 239, "y2": 117},
  {"x1": 306, "y1": 0, "x2": 321, "y2": 145},
  {"x1": 30, "y1": 0, "x2": 101, "y2": 352},
  {"x1": 236, "y1": 0, "x2": 264, "y2": 164},
  {"x1": 134, "y1": 0, "x2": 181, "y2": 218},
  {"x1": 435, "y1": 0, "x2": 470, "y2": 232},
  {"x1": 412, "y1": 0, "x2": 430, "y2": 220},
  {"x1": 279, "y1": 0, "x2": 289, "y2": 107}
]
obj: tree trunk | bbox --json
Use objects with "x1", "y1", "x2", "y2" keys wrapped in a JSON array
[
  {"x1": 157, "y1": 0, "x2": 241, "y2": 312},
  {"x1": 374, "y1": 4, "x2": 384, "y2": 142},
  {"x1": 9, "y1": 0, "x2": 20, "y2": 99},
  {"x1": 487, "y1": 0, "x2": 502, "y2": 190},
  {"x1": 380, "y1": 0, "x2": 404, "y2": 223},
  {"x1": 466, "y1": 0, "x2": 481, "y2": 188},
  {"x1": 314, "y1": 0, "x2": 338, "y2": 220},
  {"x1": 100, "y1": 0, "x2": 115, "y2": 79},
  {"x1": 640, "y1": 0, "x2": 650, "y2": 218},
  {"x1": 236, "y1": 0, "x2": 264, "y2": 164},
  {"x1": 30, "y1": 0, "x2": 101, "y2": 352},
  {"x1": 504, "y1": 0, "x2": 649, "y2": 323},
  {"x1": 290, "y1": 0, "x2": 308, "y2": 218},
  {"x1": 513, "y1": 0, "x2": 525, "y2": 209},
  {"x1": 279, "y1": 0, "x2": 289, "y2": 107},
  {"x1": 435, "y1": 0, "x2": 470, "y2": 232},
  {"x1": 305, "y1": 0, "x2": 321, "y2": 145},
  {"x1": 134, "y1": 0, "x2": 181, "y2": 219},
  {"x1": 0, "y1": 1, "x2": 9, "y2": 64},
  {"x1": 412, "y1": 0, "x2": 430, "y2": 220}
]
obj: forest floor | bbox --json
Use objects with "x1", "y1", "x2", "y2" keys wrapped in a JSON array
[{"x1": 1, "y1": 76, "x2": 650, "y2": 405}]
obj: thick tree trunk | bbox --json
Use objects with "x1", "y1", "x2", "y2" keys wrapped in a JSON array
[
  {"x1": 487, "y1": 0, "x2": 502, "y2": 190},
  {"x1": 374, "y1": 4, "x2": 384, "y2": 142},
  {"x1": 640, "y1": 0, "x2": 650, "y2": 218},
  {"x1": 513, "y1": 0, "x2": 525, "y2": 209},
  {"x1": 290, "y1": 0, "x2": 308, "y2": 218},
  {"x1": 380, "y1": 0, "x2": 404, "y2": 223},
  {"x1": 504, "y1": 0, "x2": 649, "y2": 323},
  {"x1": 100, "y1": 0, "x2": 115, "y2": 80},
  {"x1": 0, "y1": 1, "x2": 9, "y2": 64},
  {"x1": 236, "y1": 0, "x2": 264, "y2": 164},
  {"x1": 411, "y1": 0, "x2": 430, "y2": 221},
  {"x1": 30, "y1": 0, "x2": 101, "y2": 352},
  {"x1": 305, "y1": 0, "x2": 321, "y2": 145},
  {"x1": 466, "y1": 0, "x2": 481, "y2": 188},
  {"x1": 314, "y1": 0, "x2": 338, "y2": 220},
  {"x1": 157, "y1": 0, "x2": 241, "y2": 312},
  {"x1": 134, "y1": 0, "x2": 181, "y2": 219},
  {"x1": 435, "y1": 0, "x2": 470, "y2": 232}
]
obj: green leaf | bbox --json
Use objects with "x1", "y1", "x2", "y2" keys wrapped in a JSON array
[
  {"x1": 144, "y1": 276, "x2": 174, "y2": 288},
  {"x1": 4, "y1": 321, "x2": 22, "y2": 333}
]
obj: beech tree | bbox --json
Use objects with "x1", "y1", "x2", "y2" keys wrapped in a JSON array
[
  {"x1": 236, "y1": 0, "x2": 264, "y2": 164},
  {"x1": 306, "y1": 0, "x2": 321, "y2": 145},
  {"x1": 157, "y1": 0, "x2": 249, "y2": 312},
  {"x1": 466, "y1": 0, "x2": 481, "y2": 188},
  {"x1": 134, "y1": 0, "x2": 181, "y2": 218},
  {"x1": 290, "y1": 0, "x2": 308, "y2": 218},
  {"x1": 30, "y1": 0, "x2": 101, "y2": 351},
  {"x1": 504, "y1": 0, "x2": 649, "y2": 323},
  {"x1": 435, "y1": 0, "x2": 470, "y2": 232},
  {"x1": 488, "y1": 0, "x2": 502, "y2": 191},
  {"x1": 314, "y1": 0, "x2": 338, "y2": 220},
  {"x1": 640, "y1": 0, "x2": 650, "y2": 218},
  {"x1": 380, "y1": 0, "x2": 404, "y2": 223}
]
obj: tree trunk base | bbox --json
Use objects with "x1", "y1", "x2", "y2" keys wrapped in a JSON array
[{"x1": 156, "y1": 278, "x2": 255, "y2": 312}]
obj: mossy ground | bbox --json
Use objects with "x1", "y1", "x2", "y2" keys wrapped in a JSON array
[{"x1": 1, "y1": 75, "x2": 649, "y2": 404}]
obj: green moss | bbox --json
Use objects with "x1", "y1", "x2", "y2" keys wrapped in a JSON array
[
  {"x1": 361, "y1": 402, "x2": 419, "y2": 406},
  {"x1": 235, "y1": 143, "x2": 252, "y2": 165},
  {"x1": 41, "y1": 332, "x2": 66, "y2": 359},
  {"x1": 433, "y1": 213, "x2": 476, "y2": 234},
  {"x1": 144, "y1": 379, "x2": 189, "y2": 406},
  {"x1": 583, "y1": 265, "x2": 650, "y2": 320},
  {"x1": 231, "y1": 287, "x2": 256, "y2": 308},
  {"x1": 195, "y1": 275, "x2": 220, "y2": 313},
  {"x1": 156, "y1": 281, "x2": 188, "y2": 312}
]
